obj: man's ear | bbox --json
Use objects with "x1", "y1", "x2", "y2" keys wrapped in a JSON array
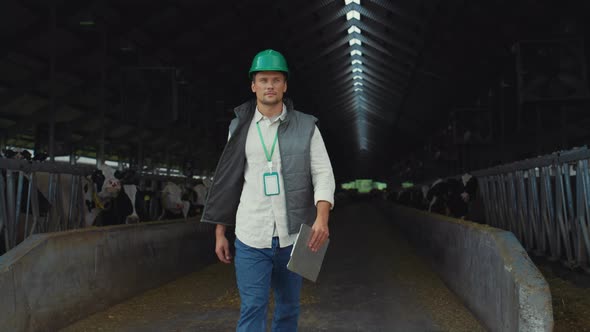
[
  {"x1": 283, "y1": 81, "x2": 288, "y2": 93},
  {"x1": 251, "y1": 80, "x2": 256, "y2": 93}
]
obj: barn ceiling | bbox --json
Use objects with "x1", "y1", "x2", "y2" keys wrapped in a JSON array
[{"x1": 1, "y1": 0, "x2": 589, "y2": 180}]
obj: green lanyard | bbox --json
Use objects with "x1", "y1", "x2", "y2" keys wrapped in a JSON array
[{"x1": 256, "y1": 120, "x2": 279, "y2": 169}]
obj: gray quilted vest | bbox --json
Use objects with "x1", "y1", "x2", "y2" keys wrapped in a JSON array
[{"x1": 201, "y1": 98, "x2": 318, "y2": 234}]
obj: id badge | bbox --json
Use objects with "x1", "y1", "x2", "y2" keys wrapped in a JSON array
[{"x1": 263, "y1": 172, "x2": 280, "y2": 196}]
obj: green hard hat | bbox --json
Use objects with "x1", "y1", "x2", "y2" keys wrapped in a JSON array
[{"x1": 249, "y1": 49, "x2": 289, "y2": 79}]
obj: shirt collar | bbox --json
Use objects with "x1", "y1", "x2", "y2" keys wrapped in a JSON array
[{"x1": 255, "y1": 103, "x2": 288, "y2": 123}]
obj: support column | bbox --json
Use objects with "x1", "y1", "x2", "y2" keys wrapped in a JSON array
[
  {"x1": 165, "y1": 151, "x2": 171, "y2": 177},
  {"x1": 97, "y1": 25, "x2": 107, "y2": 167},
  {"x1": 137, "y1": 140, "x2": 144, "y2": 172},
  {"x1": 499, "y1": 80, "x2": 506, "y2": 164},
  {"x1": 0, "y1": 135, "x2": 6, "y2": 153},
  {"x1": 561, "y1": 106, "x2": 568, "y2": 150},
  {"x1": 48, "y1": 2, "x2": 57, "y2": 162},
  {"x1": 69, "y1": 151, "x2": 76, "y2": 165},
  {"x1": 536, "y1": 106, "x2": 542, "y2": 156}
]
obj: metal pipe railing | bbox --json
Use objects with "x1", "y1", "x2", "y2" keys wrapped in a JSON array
[
  {"x1": 0, "y1": 159, "x2": 199, "y2": 256},
  {"x1": 473, "y1": 147, "x2": 590, "y2": 271}
]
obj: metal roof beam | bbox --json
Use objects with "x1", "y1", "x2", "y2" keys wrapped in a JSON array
[
  {"x1": 350, "y1": 4, "x2": 422, "y2": 42},
  {"x1": 0, "y1": 1, "x2": 90, "y2": 59},
  {"x1": 321, "y1": 64, "x2": 406, "y2": 97},
  {"x1": 300, "y1": 46, "x2": 412, "y2": 88},
  {"x1": 317, "y1": 47, "x2": 410, "y2": 88},
  {"x1": 365, "y1": 0, "x2": 427, "y2": 25},
  {"x1": 1, "y1": 81, "x2": 101, "y2": 138},
  {"x1": 345, "y1": 20, "x2": 419, "y2": 58},
  {"x1": 323, "y1": 93, "x2": 358, "y2": 114},
  {"x1": 298, "y1": 50, "x2": 410, "y2": 90},
  {"x1": 321, "y1": 71, "x2": 403, "y2": 101}
]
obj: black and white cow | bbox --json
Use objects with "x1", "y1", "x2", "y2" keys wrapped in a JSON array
[
  {"x1": 159, "y1": 182, "x2": 190, "y2": 220},
  {"x1": 87, "y1": 166, "x2": 166, "y2": 226},
  {"x1": 446, "y1": 173, "x2": 478, "y2": 219},
  {"x1": 425, "y1": 174, "x2": 478, "y2": 219},
  {"x1": 1, "y1": 148, "x2": 48, "y2": 162},
  {"x1": 96, "y1": 169, "x2": 194, "y2": 223},
  {"x1": 80, "y1": 164, "x2": 127, "y2": 226},
  {"x1": 426, "y1": 178, "x2": 449, "y2": 215},
  {"x1": 113, "y1": 169, "x2": 160, "y2": 223}
]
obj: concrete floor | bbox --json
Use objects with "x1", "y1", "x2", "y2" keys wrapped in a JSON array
[{"x1": 61, "y1": 201, "x2": 485, "y2": 332}]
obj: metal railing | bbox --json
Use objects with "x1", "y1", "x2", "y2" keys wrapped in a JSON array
[
  {"x1": 0, "y1": 160, "x2": 93, "y2": 254},
  {"x1": 474, "y1": 147, "x2": 590, "y2": 270},
  {"x1": 0, "y1": 159, "x2": 194, "y2": 255}
]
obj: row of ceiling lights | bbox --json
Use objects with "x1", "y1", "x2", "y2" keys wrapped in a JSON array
[
  {"x1": 344, "y1": 0, "x2": 369, "y2": 150},
  {"x1": 345, "y1": 0, "x2": 363, "y2": 93}
]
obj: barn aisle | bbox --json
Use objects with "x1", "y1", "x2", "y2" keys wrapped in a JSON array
[{"x1": 61, "y1": 201, "x2": 484, "y2": 332}]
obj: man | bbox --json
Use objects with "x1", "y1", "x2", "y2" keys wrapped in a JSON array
[{"x1": 201, "y1": 49, "x2": 335, "y2": 331}]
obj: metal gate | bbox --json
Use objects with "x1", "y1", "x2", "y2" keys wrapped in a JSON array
[{"x1": 474, "y1": 147, "x2": 590, "y2": 270}]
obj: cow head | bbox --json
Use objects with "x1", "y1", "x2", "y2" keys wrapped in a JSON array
[
  {"x1": 83, "y1": 164, "x2": 122, "y2": 212},
  {"x1": 461, "y1": 173, "x2": 473, "y2": 187},
  {"x1": 2, "y1": 148, "x2": 32, "y2": 161},
  {"x1": 82, "y1": 164, "x2": 123, "y2": 226},
  {"x1": 95, "y1": 164, "x2": 121, "y2": 198},
  {"x1": 161, "y1": 182, "x2": 190, "y2": 218}
]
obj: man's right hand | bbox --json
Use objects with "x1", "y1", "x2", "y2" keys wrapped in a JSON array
[{"x1": 215, "y1": 225, "x2": 232, "y2": 264}]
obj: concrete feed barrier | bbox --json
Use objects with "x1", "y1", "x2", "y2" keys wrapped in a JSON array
[
  {"x1": 382, "y1": 203, "x2": 553, "y2": 332},
  {"x1": 0, "y1": 219, "x2": 216, "y2": 332}
]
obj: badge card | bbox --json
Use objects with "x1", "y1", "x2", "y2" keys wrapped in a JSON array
[{"x1": 263, "y1": 172, "x2": 280, "y2": 196}]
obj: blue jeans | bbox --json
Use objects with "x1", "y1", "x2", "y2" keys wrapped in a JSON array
[{"x1": 234, "y1": 237, "x2": 302, "y2": 332}]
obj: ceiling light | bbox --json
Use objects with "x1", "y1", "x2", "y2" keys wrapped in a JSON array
[
  {"x1": 349, "y1": 38, "x2": 361, "y2": 46},
  {"x1": 345, "y1": 0, "x2": 361, "y2": 5},
  {"x1": 354, "y1": 82, "x2": 363, "y2": 86},
  {"x1": 348, "y1": 26, "x2": 361, "y2": 34},
  {"x1": 353, "y1": 75, "x2": 363, "y2": 80},
  {"x1": 352, "y1": 68, "x2": 363, "y2": 73},
  {"x1": 352, "y1": 60, "x2": 362, "y2": 65},
  {"x1": 350, "y1": 50, "x2": 362, "y2": 56},
  {"x1": 346, "y1": 10, "x2": 360, "y2": 21},
  {"x1": 354, "y1": 88, "x2": 363, "y2": 92}
]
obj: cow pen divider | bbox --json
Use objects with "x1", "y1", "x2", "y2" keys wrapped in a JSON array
[
  {"x1": 473, "y1": 146, "x2": 590, "y2": 271},
  {"x1": 380, "y1": 203, "x2": 553, "y2": 332},
  {"x1": 0, "y1": 218, "x2": 216, "y2": 332},
  {"x1": 0, "y1": 159, "x2": 200, "y2": 255}
]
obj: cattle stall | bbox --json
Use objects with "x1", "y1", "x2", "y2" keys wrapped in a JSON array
[
  {"x1": 0, "y1": 158, "x2": 203, "y2": 256},
  {"x1": 474, "y1": 147, "x2": 590, "y2": 272}
]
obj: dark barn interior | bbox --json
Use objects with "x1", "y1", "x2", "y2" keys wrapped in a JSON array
[
  {"x1": 1, "y1": 0, "x2": 589, "y2": 182},
  {"x1": 2, "y1": 1, "x2": 590, "y2": 331}
]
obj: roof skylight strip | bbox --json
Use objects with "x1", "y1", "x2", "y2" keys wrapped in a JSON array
[
  {"x1": 349, "y1": 38, "x2": 362, "y2": 46},
  {"x1": 348, "y1": 26, "x2": 361, "y2": 34},
  {"x1": 346, "y1": 10, "x2": 360, "y2": 21}
]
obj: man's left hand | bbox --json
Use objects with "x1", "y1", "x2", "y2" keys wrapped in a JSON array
[{"x1": 308, "y1": 218, "x2": 329, "y2": 252}]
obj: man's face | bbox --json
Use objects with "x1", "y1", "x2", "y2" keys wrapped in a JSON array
[{"x1": 251, "y1": 71, "x2": 287, "y2": 106}]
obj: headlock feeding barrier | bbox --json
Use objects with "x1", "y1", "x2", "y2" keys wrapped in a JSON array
[{"x1": 474, "y1": 147, "x2": 590, "y2": 272}]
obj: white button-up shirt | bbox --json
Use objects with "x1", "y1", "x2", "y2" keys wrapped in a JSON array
[{"x1": 234, "y1": 104, "x2": 335, "y2": 249}]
